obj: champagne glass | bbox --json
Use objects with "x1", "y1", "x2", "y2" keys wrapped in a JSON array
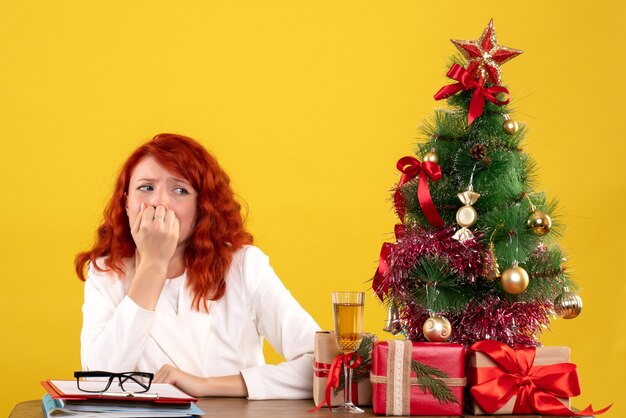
[{"x1": 332, "y1": 291, "x2": 365, "y2": 414}]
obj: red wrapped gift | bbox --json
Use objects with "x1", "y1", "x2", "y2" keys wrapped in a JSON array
[
  {"x1": 370, "y1": 340, "x2": 465, "y2": 416},
  {"x1": 467, "y1": 340, "x2": 611, "y2": 416},
  {"x1": 313, "y1": 331, "x2": 375, "y2": 408}
]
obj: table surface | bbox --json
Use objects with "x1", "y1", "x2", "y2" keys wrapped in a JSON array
[{"x1": 10, "y1": 398, "x2": 592, "y2": 418}]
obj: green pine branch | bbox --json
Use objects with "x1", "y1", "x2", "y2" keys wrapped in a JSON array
[
  {"x1": 411, "y1": 360, "x2": 459, "y2": 404},
  {"x1": 409, "y1": 256, "x2": 475, "y2": 313},
  {"x1": 334, "y1": 334, "x2": 376, "y2": 394}
]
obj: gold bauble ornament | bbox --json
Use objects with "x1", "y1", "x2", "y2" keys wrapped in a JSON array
[
  {"x1": 456, "y1": 205, "x2": 478, "y2": 228},
  {"x1": 554, "y1": 291, "x2": 583, "y2": 319},
  {"x1": 453, "y1": 189, "x2": 481, "y2": 242},
  {"x1": 503, "y1": 119, "x2": 519, "y2": 135},
  {"x1": 423, "y1": 315, "x2": 452, "y2": 342},
  {"x1": 500, "y1": 264, "x2": 529, "y2": 294},
  {"x1": 528, "y1": 210, "x2": 552, "y2": 235},
  {"x1": 423, "y1": 149, "x2": 439, "y2": 164}
]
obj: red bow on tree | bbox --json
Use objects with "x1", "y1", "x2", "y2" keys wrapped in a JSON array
[
  {"x1": 372, "y1": 243, "x2": 393, "y2": 301},
  {"x1": 468, "y1": 340, "x2": 611, "y2": 416},
  {"x1": 394, "y1": 156, "x2": 445, "y2": 229},
  {"x1": 372, "y1": 224, "x2": 405, "y2": 301},
  {"x1": 434, "y1": 64, "x2": 510, "y2": 125}
]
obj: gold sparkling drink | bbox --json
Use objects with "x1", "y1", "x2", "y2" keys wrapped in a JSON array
[
  {"x1": 331, "y1": 291, "x2": 365, "y2": 413},
  {"x1": 333, "y1": 302, "x2": 364, "y2": 352}
]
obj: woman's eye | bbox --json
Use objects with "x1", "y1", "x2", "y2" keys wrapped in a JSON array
[
  {"x1": 137, "y1": 185, "x2": 153, "y2": 192},
  {"x1": 174, "y1": 187, "x2": 189, "y2": 195}
]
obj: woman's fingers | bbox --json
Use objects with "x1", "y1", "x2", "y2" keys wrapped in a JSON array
[
  {"x1": 163, "y1": 208, "x2": 175, "y2": 224},
  {"x1": 141, "y1": 205, "x2": 156, "y2": 227},
  {"x1": 131, "y1": 205, "x2": 180, "y2": 264},
  {"x1": 153, "y1": 365, "x2": 209, "y2": 397},
  {"x1": 153, "y1": 205, "x2": 166, "y2": 221},
  {"x1": 164, "y1": 209, "x2": 180, "y2": 250},
  {"x1": 154, "y1": 364, "x2": 173, "y2": 383},
  {"x1": 131, "y1": 202, "x2": 146, "y2": 236}
]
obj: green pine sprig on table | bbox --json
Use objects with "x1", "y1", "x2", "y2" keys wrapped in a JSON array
[
  {"x1": 411, "y1": 360, "x2": 459, "y2": 405},
  {"x1": 352, "y1": 335, "x2": 375, "y2": 381}
]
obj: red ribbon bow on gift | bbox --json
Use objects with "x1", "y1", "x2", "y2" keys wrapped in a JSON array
[
  {"x1": 468, "y1": 340, "x2": 611, "y2": 416},
  {"x1": 372, "y1": 224, "x2": 406, "y2": 301},
  {"x1": 310, "y1": 353, "x2": 362, "y2": 412},
  {"x1": 434, "y1": 64, "x2": 510, "y2": 125},
  {"x1": 395, "y1": 156, "x2": 445, "y2": 229}
]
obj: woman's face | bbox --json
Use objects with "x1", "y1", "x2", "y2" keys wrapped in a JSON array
[{"x1": 126, "y1": 155, "x2": 198, "y2": 246}]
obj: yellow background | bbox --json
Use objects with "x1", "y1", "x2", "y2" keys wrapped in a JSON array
[{"x1": 1, "y1": 1, "x2": 623, "y2": 416}]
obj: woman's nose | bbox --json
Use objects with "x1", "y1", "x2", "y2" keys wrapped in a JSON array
[{"x1": 148, "y1": 189, "x2": 168, "y2": 208}]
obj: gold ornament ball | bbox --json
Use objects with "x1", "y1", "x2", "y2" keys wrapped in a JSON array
[
  {"x1": 554, "y1": 292, "x2": 583, "y2": 319},
  {"x1": 528, "y1": 210, "x2": 552, "y2": 235},
  {"x1": 456, "y1": 205, "x2": 478, "y2": 228},
  {"x1": 423, "y1": 150, "x2": 439, "y2": 164},
  {"x1": 503, "y1": 119, "x2": 519, "y2": 135},
  {"x1": 423, "y1": 316, "x2": 452, "y2": 342},
  {"x1": 500, "y1": 265, "x2": 529, "y2": 294}
]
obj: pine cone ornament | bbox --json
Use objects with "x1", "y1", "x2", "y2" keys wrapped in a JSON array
[{"x1": 470, "y1": 143, "x2": 487, "y2": 161}]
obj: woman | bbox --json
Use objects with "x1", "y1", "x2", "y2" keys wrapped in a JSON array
[{"x1": 75, "y1": 133, "x2": 320, "y2": 399}]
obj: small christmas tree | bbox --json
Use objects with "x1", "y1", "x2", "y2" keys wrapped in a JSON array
[{"x1": 373, "y1": 20, "x2": 583, "y2": 347}]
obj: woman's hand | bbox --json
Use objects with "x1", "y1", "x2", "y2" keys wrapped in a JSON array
[
  {"x1": 127, "y1": 203, "x2": 180, "y2": 310},
  {"x1": 155, "y1": 364, "x2": 248, "y2": 398},
  {"x1": 131, "y1": 203, "x2": 180, "y2": 268},
  {"x1": 155, "y1": 364, "x2": 210, "y2": 397}
]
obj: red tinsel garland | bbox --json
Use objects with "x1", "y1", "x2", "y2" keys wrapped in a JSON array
[
  {"x1": 378, "y1": 225, "x2": 553, "y2": 347},
  {"x1": 401, "y1": 296, "x2": 553, "y2": 348},
  {"x1": 387, "y1": 225, "x2": 485, "y2": 295}
]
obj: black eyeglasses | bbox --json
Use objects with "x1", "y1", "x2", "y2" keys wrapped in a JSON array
[{"x1": 74, "y1": 371, "x2": 154, "y2": 394}]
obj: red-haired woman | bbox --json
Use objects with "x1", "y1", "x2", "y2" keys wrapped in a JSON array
[{"x1": 76, "y1": 133, "x2": 320, "y2": 398}]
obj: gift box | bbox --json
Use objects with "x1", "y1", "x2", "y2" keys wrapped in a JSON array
[
  {"x1": 467, "y1": 340, "x2": 574, "y2": 415},
  {"x1": 313, "y1": 331, "x2": 376, "y2": 407},
  {"x1": 370, "y1": 340, "x2": 465, "y2": 416}
]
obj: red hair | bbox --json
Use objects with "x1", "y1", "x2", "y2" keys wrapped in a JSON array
[{"x1": 75, "y1": 133, "x2": 254, "y2": 310}]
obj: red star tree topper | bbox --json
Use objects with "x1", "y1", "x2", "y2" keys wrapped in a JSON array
[{"x1": 451, "y1": 19, "x2": 523, "y2": 85}]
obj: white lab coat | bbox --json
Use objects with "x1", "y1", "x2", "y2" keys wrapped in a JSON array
[{"x1": 80, "y1": 245, "x2": 320, "y2": 399}]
